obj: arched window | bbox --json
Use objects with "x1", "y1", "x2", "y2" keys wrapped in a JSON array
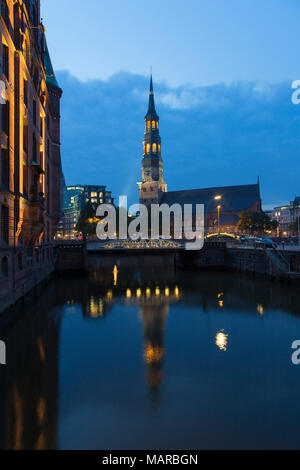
[
  {"x1": 146, "y1": 144, "x2": 150, "y2": 154},
  {"x1": 158, "y1": 144, "x2": 161, "y2": 153},
  {"x1": 156, "y1": 122, "x2": 159, "y2": 130},
  {"x1": 147, "y1": 121, "x2": 151, "y2": 130},
  {"x1": 152, "y1": 143, "x2": 157, "y2": 153},
  {"x1": 143, "y1": 144, "x2": 146, "y2": 154},
  {"x1": 152, "y1": 121, "x2": 156, "y2": 129}
]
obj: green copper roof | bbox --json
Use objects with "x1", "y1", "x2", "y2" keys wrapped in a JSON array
[{"x1": 44, "y1": 40, "x2": 60, "y2": 89}]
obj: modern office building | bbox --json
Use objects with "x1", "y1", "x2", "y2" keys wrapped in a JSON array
[{"x1": 57, "y1": 184, "x2": 114, "y2": 239}]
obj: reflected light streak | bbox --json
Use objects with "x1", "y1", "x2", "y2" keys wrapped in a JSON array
[{"x1": 215, "y1": 330, "x2": 228, "y2": 351}]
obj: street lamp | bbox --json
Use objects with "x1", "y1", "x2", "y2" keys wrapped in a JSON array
[
  {"x1": 217, "y1": 205, "x2": 221, "y2": 234},
  {"x1": 214, "y1": 196, "x2": 222, "y2": 235}
]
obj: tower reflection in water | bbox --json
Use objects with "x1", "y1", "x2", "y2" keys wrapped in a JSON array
[{"x1": 84, "y1": 266, "x2": 181, "y2": 393}]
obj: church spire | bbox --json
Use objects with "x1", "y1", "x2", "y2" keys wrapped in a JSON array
[
  {"x1": 138, "y1": 74, "x2": 167, "y2": 206},
  {"x1": 145, "y1": 73, "x2": 158, "y2": 120}
]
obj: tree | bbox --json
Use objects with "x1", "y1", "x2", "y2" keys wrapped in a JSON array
[
  {"x1": 75, "y1": 202, "x2": 97, "y2": 240},
  {"x1": 237, "y1": 211, "x2": 278, "y2": 235}
]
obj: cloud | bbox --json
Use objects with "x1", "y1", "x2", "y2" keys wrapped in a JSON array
[{"x1": 57, "y1": 70, "x2": 300, "y2": 207}]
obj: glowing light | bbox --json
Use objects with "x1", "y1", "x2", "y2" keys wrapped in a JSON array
[
  {"x1": 113, "y1": 265, "x2": 118, "y2": 286},
  {"x1": 165, "y1": 287, "x2": 170, "y2": 297},
  {"x1": 106, "y1": 290, "x2": 113, "y2": 300},
  {"x1": 257, "y1": 304, "x2": 264, "y2": 315},
  {"x1": 217, "y1": 292, "x2": 223, "y2": 299},
  {"x1": 174, "y1": 286, "x2": 179, "y2": 298},
  {"x1": 155, "y1": 287, "x2": 160, "y2": 296},
  {"x1": 144, "y1": 342, "x2": 164, "y2": 364},
  {"x1": 146, "y1": 288, "x2": 151, "y2": 298},
  {"x1": 126, "y1": 289, "x2": 132, "y2": 299},
  {"x1": 219, "y1": 300, "x2": 224, "y2": 308},
  {"x1": 214, "y1": 195, "x2": 222, "y2": 200},
  {"x1": 136, "y1": 288, "x2": 142, "y2": 298},
  {"x1": 215, "y1": 330, "x2": 228, "y2": 351}
]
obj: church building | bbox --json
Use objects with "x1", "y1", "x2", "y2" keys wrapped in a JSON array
[{"x1": 138, "y1": 76, "x2": 262, "y2": 234}]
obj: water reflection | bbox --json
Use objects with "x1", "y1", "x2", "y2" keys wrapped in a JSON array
[
  {"x1": 1, "y1": 257, "x2": 300, "y2": 449},
  {"x1": 215, "y1": 330, "x2": 228, "y2": 351},
  {"x1": 0, "y1": 288, "x2": 61, "y2": 450}
]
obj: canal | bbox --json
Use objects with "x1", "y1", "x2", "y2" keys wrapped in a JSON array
[{"x1": 1, "y1": 254, "x2": 300, "y2": 450}]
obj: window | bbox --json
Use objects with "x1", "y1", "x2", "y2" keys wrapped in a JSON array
[
  {"x1": 23, "y1": 164, "x2": 28, "y2": 196},
  {"x1": 147, "y1": 121, "x2": 151, "y2": 130},
  {"x1": 23, "y1": 124, "x2": 28, "y2": 153},
  {"x1": 146, "y1": 144, "x2": 150, "y2": 154},
  {"x1": 1, "y1": 148, "x2": 9, "y2": 188},
  {"x1": 1, "y1": 256, "x2": 8, "y2": 276},
  {"x1": 23, "y1": 79, "x2": 28, "y2": 107},
  {"x1": 152, "y1": 121, "x2": 156, "y2": 129},
  {"x1": 156, "y1": 121, "x2": 159, "y2": 129},
  {"x1": 33, "y1": 100, "x2": 36, "y2": 126},
  {"x1": 2, "y1": 100, "x2": 9, "y2": 136},
  {"x1": 18, "y1": 253, "x2": 23, "y2": 270},
  {"x1": 158, "y1": 144, "x2": 161, "y2": 153},
  {"x1": 91, "y1": 192, "x2": 97, "y2": 197},
  {"x1": 32, "y1": 134, "x2": 37, "y2": 162},
  {"x1": 2, "y1": 44, "x2": 8, "y2": 80},
  {"x1": 1, "y1": 205, "x2": 9, "y2": 245},
  {"x1": 1, "y1": 2, "x2": 9, "y2": 30},
  {"x1": 152, "y1": 143, "x2": 157, "y2": 153}
]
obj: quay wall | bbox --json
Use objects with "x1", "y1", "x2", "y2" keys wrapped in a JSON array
[{"x1": 0, "y1": 245, "x2": 56, "y2": 317}]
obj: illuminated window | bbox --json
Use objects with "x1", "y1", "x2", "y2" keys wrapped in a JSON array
[
  {"x1": 91, "y1": 192, "x2": 97, "y2": 197},
  {"x1": 145, "y1": 122, "x2": 147, "y2": 132},
  {"x1": 91, "y1": 198, "x2": 97, "y2": 203},
  {"x1": 152, "y1": 121, "x2": 156, "y2": 129},
  {"x1": 147, "y1": 121, "x2": 151, "y2": 130},
  {"x1": 152, "y1": 143, "x2": 157, "y2": 153},
  {"x1": 143, "y1": 144, "x2": 146, "y2": 154},
  {"x1": 158, "y1": 144, "x2": 161, "y2": 153},
  {"x1": 156, "y1": 121, "x2": 159, "y2": 129},
  {"x1": 99, "y1": 192, "x2": 103, "y2": 197},
  {"x1": 146, "y1": 144, "x2": 150, "y2": 154}
]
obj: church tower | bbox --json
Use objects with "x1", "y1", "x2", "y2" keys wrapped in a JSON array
[{"x1": 138, "y1": 75, "x2": 167, "y2": 206}]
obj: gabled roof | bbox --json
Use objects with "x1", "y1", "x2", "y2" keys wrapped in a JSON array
[
  {"x1": 160, "y1": 183, "x2": 261, "y2": 213},
  {"x1": 44, "y1": 40, "x2": 60, "y2": 89}
]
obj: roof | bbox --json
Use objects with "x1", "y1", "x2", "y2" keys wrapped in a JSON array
[
  {"x1": 209, "y1": 213, "x2": 240, "y2": 225},
  {"x1": 160, "y1": 183, "x2": 261, "y2": 213},
  {"x1": 145, "y1": 74, "x2": 159, "y2": 120},
  {"x1": 44, "y1": 40, "x2": 60, "y2": 89}
]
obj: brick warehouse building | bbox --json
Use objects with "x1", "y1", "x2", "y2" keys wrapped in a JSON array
[{"x1": 0, "y1": 0, "x2": 62, "y2": 247}]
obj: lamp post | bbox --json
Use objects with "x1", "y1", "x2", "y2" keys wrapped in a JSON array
[
  {"x1": 217, "y1": 205, "x2": 221, "y2": 235},
  {"x1": 214, "y1": 196, "x2": 222, "y2": 235}
]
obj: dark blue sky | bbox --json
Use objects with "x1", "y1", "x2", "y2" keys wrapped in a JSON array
[{"x1": 41, "y1": 1, "x2": 300, "y2": 208}]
